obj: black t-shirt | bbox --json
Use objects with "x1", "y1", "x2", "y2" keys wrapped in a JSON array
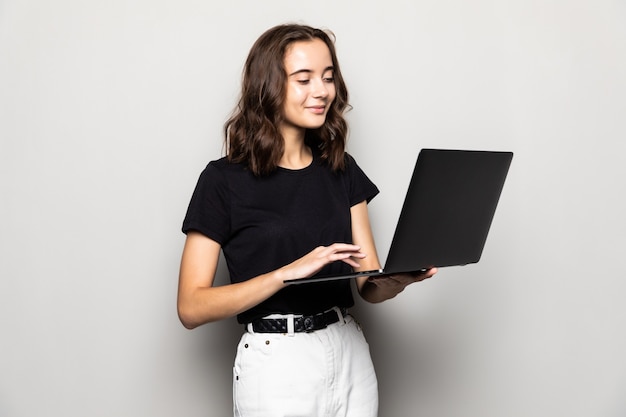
[{"x1": 182, "y1": 150, "x2": 379, "y2": 323}]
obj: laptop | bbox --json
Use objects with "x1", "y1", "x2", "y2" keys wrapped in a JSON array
[{"x1": 284, "y1": 148, "x2": 513, "y2": 285}]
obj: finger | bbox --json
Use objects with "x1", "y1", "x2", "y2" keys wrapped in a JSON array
[
  {"x1": 340, "y1": 257, "x2": 361, "y2": 268},
  {"x1": 329, "y1": 252, "x2": 365, "y2": 265},
  {"x1": 328, "y1": 243, "x2": 363, "y2": 254},
  {"x1": 412, "y1": 267, "x2": 437, "y2": 278},
  {"x1": 323, "y1": 246, "x2": 366, "y2": 262},
  {"x1": 424, "y1": 267, "x2": 438, "y2": 278}
]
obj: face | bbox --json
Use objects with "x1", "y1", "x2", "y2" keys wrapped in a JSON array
[{"x1": 280, "y1": 39, "x2": 337, "y2": 137}]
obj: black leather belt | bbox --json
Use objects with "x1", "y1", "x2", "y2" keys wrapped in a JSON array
[{"x1": 249, "y1": 308, "x2": 346, "y2": 333}]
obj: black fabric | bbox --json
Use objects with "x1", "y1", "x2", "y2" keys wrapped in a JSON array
[{"x1": 182, "y1": 149, "x2": 379, "y2": 323}]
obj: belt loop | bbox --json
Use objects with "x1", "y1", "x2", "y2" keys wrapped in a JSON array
[
  {"x1": 332, "y1": 306, "x2": 345, "y2": 325},
  {"x1": 287, "y1": 314, "x2": 295, "y2": 336},
  {"x1": 246, "y1": 323, "x2": 255, "y2": 333}
]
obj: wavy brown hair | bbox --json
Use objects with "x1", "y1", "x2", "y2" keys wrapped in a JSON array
[{"x1": 224, "y1": 24, "x2": 350, "y2": 176}]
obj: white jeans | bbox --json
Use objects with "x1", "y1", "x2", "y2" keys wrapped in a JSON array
[{"x1": 233, "y1": 312, "x2": 378, "y2": 417}]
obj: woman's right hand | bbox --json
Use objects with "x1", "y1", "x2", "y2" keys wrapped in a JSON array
[{"x1": 279, "y1": 243, "x2": 366, "y2": 282}]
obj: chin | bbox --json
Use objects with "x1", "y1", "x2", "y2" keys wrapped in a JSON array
[{"x1": 305, "y1": 118, "x2": 328, "y2": 129}]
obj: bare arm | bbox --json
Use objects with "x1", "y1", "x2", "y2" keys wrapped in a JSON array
[
  {"x1": 351, "y1": 201, "x2": 437, "y2": 303},
  {"x1": 177, "y1": 231, "x2": 367, "y2": 329}
]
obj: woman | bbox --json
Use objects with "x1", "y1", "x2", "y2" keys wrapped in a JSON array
[{"x1": 178, "y1": 23, "x2": 437, "y2": 417}]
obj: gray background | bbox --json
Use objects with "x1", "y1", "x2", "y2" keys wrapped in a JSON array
[{"x1": 1, "y1": 1, "x2": 625, "y2": 416}]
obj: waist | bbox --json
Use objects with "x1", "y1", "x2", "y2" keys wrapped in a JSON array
[{"x1": 246, "y1": 307, "x2": 347, "y2": 334}]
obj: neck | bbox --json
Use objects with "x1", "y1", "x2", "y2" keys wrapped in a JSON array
[{"x1": 279, "y1": 126, "x2": 312, "y2": 169}]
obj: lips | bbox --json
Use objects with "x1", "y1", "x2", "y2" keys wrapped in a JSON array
[{"x1": 307, "y1": 105, "x2": 326, "y2": 115}]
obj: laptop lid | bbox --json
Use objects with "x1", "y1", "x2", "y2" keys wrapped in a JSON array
[
  {"x1": 382, "y1": 148, "x2": 513, "y2": 274},
  {"x1": 284, "y1": 148, "x2": 513, "y2": 284}
]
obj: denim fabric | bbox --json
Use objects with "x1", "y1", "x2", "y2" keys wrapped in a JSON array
[{"x1": 233, "y1": 313, "x2": 378, "y2": 417}]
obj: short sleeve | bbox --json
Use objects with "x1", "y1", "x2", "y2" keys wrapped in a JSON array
[
  {"x1": 181, "y1": 162, "x2": 231, "y2": 244},
  {"x1": 344, "y1": 153, "x2": 379, "y2": 206}
]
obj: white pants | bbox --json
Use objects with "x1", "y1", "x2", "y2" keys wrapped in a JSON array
[{"x1": 233, "y1": 312, "x2": 378, "y2": 417}]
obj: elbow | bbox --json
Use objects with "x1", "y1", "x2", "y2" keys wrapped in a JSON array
[
  {"x1": 178, "y1": 313, "x2": 197, "y2": 330},
  {"x1": 177, "y1": 300, "x2": 223, "y2": 329},
  {"x1": 179, "y1": 317, "x2": 198, "y2": 330},
  {"x1": 177, "y1": 304, "x2": 201, "y2": 330}
]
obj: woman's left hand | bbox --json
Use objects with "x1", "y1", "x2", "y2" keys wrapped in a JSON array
[{"x1": 365, "y1": 267, "x2": 438, "y2": 292}]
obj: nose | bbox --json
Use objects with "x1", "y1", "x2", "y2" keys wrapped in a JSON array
[{"x1": 312, "y1": 79, "x2": 329, "y2": 99}]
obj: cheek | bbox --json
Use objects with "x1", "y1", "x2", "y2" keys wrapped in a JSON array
[
  {"x1": 290, "y1": 86, "x2": 308, "y2": 103},
  {"x1": 328, "y1": 85, "x2": 337, "y2": 103}
]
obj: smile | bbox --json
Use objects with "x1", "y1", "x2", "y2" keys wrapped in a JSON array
[{"x1": 307, "y1": 106, "x2": 326, "y2": 115}]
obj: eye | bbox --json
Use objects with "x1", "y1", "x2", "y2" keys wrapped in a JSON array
[
  {"x1": 323, "y1": 76, "x2": 335, "y2": 83},
  {"x1": 297, "y1": 79, "x2": 310, "y2": 85}
]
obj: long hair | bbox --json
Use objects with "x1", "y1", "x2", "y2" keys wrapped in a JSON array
[{"x1": 224, "y1": 24, "x2": 350, "y2": 176}]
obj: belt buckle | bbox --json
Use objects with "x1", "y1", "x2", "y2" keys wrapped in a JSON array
[
  {"x1": 304, "y1": 312, "x2": 328, "y2": 332},
  {"x1": 303, "y1": 316, "x2": 316, "y2": 332}
]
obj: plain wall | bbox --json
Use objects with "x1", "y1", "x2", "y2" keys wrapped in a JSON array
[{"x1": 1, "y1": 1, "x2": 625, "y2": 416}]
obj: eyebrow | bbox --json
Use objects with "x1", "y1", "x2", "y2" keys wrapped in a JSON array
[{"x1": 288, "y1": 66, "x2": 334, "y2": 77}]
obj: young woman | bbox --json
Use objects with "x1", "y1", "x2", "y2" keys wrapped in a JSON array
[{"x1": 178, "y1": 23, "x2": 437, "y2": 417}]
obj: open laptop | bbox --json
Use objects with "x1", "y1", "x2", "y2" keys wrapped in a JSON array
[{"x1": 284, "y1": 148, "x2": 513, "y2": 285}]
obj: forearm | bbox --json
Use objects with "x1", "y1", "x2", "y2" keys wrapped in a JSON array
[
  {"x1": 178, "y1": 269, "x2": 287, "y2": 329},
  {"x1": 178, "y1": 231, "x2": 367, "y2": 329}
]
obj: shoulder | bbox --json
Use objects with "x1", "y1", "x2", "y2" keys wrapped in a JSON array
[
  {"x1": 201, "y1": 156, "x2": 250, "y2": 179},
  {"x1": 342, "y1": 152, "x2": 368, "y2": 176},
  {"x1": 343, "y1": 152, "x2": 358, "y2": 167},
  {"x1": 339, "y1": 152, "x2": 379, "y2": 204},
  {"x1": 206, "y1": 156, "x2": 242, "y2": 171},
  {"x1": 313, "y1": 149, "x2": 358, "y2": 172},
  {"x1": 191, "y1": 157, "x2": 252, "y2": 199}
]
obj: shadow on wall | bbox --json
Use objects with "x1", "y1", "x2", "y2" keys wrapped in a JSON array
[{"x1": 350, "y1": 270, "x2": 492, "y2": 416}]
